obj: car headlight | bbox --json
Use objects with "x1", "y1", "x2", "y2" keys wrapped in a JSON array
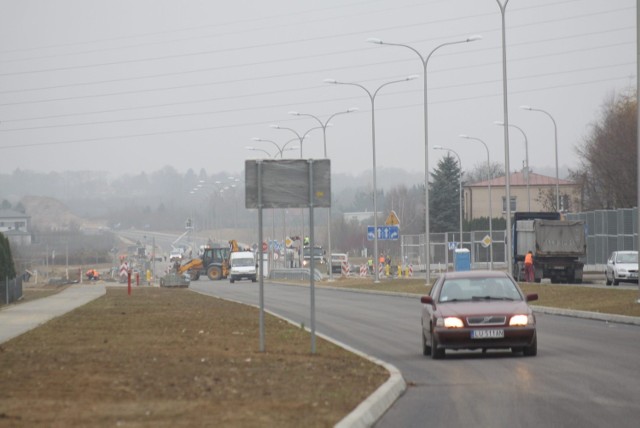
[
  {"x1": 618, "y1": 268, "x2": 627, "y2": 273},
  {"x1": 509, "y1": 314, "x2": 533, "y2": 326},
  {"x1": 436, "y1": 317, "x2": 464, "y2": 328}
]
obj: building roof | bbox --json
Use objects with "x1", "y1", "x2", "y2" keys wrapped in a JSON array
[
  {"x1": 467, "y1": 170, "x2": 575, "y2": 187},
  {"x1": 0, "y1": 209, "x2": 30, "y2": 219}
]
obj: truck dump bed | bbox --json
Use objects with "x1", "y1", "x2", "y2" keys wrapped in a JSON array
[{"x1": 516, "y1": 219, "x2": 586, "y2": 257}]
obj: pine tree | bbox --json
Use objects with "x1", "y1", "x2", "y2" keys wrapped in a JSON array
[
  {"x1": 0, "y1": 233, "x2": 17, "y2": 280},
  {"x1": 430, "y1": 154, "x2": 462, "y2": 233}
]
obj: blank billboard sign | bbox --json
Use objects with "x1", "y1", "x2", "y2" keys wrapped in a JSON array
[{"x1": 245, "y1": 159, "x2": 331, "y2": 209}]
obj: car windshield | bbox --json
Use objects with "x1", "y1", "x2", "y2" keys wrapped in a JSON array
[
  {"x1": 438, "y1": 277, "x2": 522, "y2": 303},
  {"x1": 232, "y1": 258, "x2": 254, "y2": 267},
  {"x1": 616, "y1": 253, "x2": 638, "y2": 264},
  {"x1": 304, "y1": 248, "x2": 324, "y2": 257}
]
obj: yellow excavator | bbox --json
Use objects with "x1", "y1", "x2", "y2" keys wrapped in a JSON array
[{"x1": 176, "y1": 240, "x2": 240, "y2": 280}]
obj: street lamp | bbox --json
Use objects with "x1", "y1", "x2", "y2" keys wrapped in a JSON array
[
  {"x1": 433, "y1": 145, "x2": 464, "y2": 251},
  {"x1": 459, "y1": 134, "x2": 493, "y2": 270},
  {"x1": 269, "y1": 125, "x2": 323, "y2": 158},
  {"x1": 246, "y1": 145, "x2": 299, "y2": 158},
  {"x1": 367, "y1": 35, "x2": 481, "y2": 284},
  {"x1": 289, "y1": 108, "x2": 358, "y2": 157},
  {"x1": 325, "y1": 75, "x2": 418, "y2": 282},
  {"x1": 495, "y1": 121, "x2": 530, "y2": 211},
  {"x1": 288, "y1": 108, "x2": 358, "y2": 281},
  {"x1": 496, "y1": 0, "x2": 513, "y2": 273},
  {"x1": 520, "y1": 105, "x2": 560, "y2": 211},
  {"x1": 252, "y1": 137, "x2": 302, "y2": 158},
  {"x1": 245, "y1": 146, "x2": 273, "y2": 157}
]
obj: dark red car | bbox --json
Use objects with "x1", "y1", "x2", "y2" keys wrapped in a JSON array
[{"x1": 421, "y1": 270, "x2": 538, "y2": 359}]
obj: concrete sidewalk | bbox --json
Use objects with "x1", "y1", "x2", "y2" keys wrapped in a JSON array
[{"x1": 0, "y1": 284, "x2": 106, "y2": 344}]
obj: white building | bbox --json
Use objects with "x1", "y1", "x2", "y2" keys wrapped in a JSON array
[{"x1": 0, "y1": 209, "x2": 32, "y2": 245}]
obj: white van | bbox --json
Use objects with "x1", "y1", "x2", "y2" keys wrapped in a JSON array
[{"x1": 229, "y1": 251, "x2": 257, "y2": 283}]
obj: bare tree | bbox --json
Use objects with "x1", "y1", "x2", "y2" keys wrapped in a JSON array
[
  {"x1": 464, "y1": 161, "x2": 504, "y2": 185},
  {"x1": 573, "y1": 90, "x2": 637, "y2": 210}
]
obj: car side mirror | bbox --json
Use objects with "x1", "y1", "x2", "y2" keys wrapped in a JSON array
[
  {"x1": 526, "y1": 293, "x2": 538, "y2": 302},
  {"x1": 421, "y1": 296, "x2": 435, "y2": 306}
]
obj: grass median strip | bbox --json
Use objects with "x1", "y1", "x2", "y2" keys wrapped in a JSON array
[
  {"x1": 0, "y1": 287, "x2": 388, "y2": 427},
  {"x1": 316, "y1": 277, "x2": 640, "y2": 317}
]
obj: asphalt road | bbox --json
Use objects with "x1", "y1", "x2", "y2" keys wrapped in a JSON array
[{"x1": 191, "y1": 280, "x2": 640, "y2": 428}]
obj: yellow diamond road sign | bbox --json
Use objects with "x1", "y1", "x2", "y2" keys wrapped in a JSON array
[
  {"x1": 481, "y1": 235, "x2": 492, "y2": 248},
  {"x1": 385, "y1": 210, "x2": 400, "y2": 226}
]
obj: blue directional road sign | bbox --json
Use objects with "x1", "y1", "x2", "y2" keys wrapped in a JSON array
[{"x1": 367, "y1": 225, "x2": 400, "y2": 241}]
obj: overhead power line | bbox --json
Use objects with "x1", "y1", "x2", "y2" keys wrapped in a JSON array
[{"x1": 0, "y1": 73, "x2": 633, "y2": 151}]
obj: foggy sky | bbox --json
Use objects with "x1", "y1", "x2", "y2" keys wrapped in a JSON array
[{"x1": 0, "y1": 0, "x2": 635, "y2": 181}]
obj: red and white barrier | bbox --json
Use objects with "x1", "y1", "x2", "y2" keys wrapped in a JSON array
[
  {"x1": 341, "y1": 261, "x2": 350, "y2": 277},
  {"x1": 359, "y1": 265, "x2": 368, "y2": 277}
]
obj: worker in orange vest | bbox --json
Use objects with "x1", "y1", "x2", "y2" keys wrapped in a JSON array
[{"x1": 524, "y1": 251, "x2": 534, "y2": 282}]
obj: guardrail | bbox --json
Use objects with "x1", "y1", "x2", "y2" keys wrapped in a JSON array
[{"x1": 268, "y1": 268, "x2": 324, "y2": 281}]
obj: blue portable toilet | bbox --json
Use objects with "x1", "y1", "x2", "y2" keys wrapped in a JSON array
[{"x1": 454, "y1": 248, "x2": 471, "y2": 271}]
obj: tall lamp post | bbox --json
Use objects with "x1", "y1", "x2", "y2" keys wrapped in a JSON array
[
  {"x1": 434, "y1": 146, "x2": 464, "y2": 251},
  {"x1": 496, "y1": 0, "x2": 513, "y2": 272},
  {"x1": 289, "y1": 108, "x2": 358, "y2": 281},
  {"x1": 459, "y1": 134, "x2": 493, "y2": 269},
  {"x1": 367, "y1": 35, "x2": 481, "y2": 284},
  {"x1": 521, "y1": 105, "x2": 560, "y2": 211},
  {"x1": 325, "y1": 76, "x2": 417, "y2": 282},
  {"x1": 495, "y1": 121, "x2": 530, "y2": 211}
]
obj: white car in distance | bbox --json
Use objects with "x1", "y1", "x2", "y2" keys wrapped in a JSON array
[{"x1": 605, "y1": 250, "x2": 638, "y2": 285}]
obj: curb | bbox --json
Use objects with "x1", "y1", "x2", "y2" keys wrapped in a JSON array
[
  {"x1": 190, "y1": 289, "x2": 406, "y2": 428},
  {"x1": 531, "y1": 305, "x2": 640, "y2": 326}
]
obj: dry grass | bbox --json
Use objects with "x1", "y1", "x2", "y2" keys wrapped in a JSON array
[{"x1": 0, "y1": 287, "x2": 387, "y2": 427}]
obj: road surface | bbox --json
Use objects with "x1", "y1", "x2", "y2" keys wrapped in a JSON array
[{"x1": 191, "y1": 280, "x2": 640, "y2": 428}]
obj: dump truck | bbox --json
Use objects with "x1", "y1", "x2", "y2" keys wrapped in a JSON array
[{"x1": 512, "y1": 212, "x2": 586, "y2": 284}]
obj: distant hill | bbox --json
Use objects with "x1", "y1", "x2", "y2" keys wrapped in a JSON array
[{"x1": 20, "y1": 195, "x2": 104, "y2": 232}]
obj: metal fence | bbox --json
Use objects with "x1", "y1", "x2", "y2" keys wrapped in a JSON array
[
  {"x1": 400, "y1": 208, "x2": 638, "y2": 272},
  {"x1": 566, "y1": 208, "x2": 637, "y2": 266},
  {"x1": 1, "y1": 276, "x2": 23, "y2": 305},
  {"x1": 401, "y1": 230, "x2": 507, "y2": 271}
]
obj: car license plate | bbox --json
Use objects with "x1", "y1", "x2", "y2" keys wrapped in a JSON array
[{"x1": 471, "y1": 329, "x2": 504, "y2": 339}]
